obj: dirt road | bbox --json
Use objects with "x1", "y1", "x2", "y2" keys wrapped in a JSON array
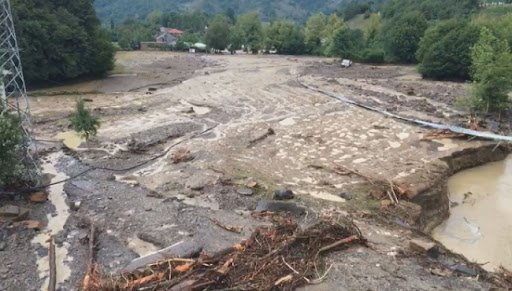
[{"x1": 1, "y1": 52, "x2": 509, "y2": 290}]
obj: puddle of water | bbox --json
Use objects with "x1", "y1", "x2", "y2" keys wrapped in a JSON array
[
  {"x1": 55, "y1": 131, "x2": 84, "y2": 150},
  {"x1": 127, "y1": 237, "x2": 160, "y2": 257},
  {"x1": 432, "y1": 155, "x2": 512, "y2": 271},
  {"x1": 31, "y1": 152, "x2": 72, "y2": 290}
]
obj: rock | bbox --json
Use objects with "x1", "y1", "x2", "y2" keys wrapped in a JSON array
[
  {"x1": 106, "y1": 174, "x2": 116, "y2": 181},
  {"x1": 245, "y1": 180, "x2": 258, "y2": 188},
  {"x1": 123, "y1": 240, "x2": 203, "y2": 273},
  {"x1": 338, "y1": 192, "x2": 355, "y2": 200},
  {"x1": 0, "y1": 241, "x2": 6, "y2": 251},
  {"x1": 29, "y1": 192, "x2": 48, "y2": 203},
  {"x1": 255, "y1": 200, "x2": 305, "y2": 216},
  {"x1": 273, "y1": 189, "x2": 294, "y2": 200},
  {"x1": 171, "y1": 148, "x2": 194, "y2": 164},
  {"x1": 235, "y1": 210, "x2": 251, "y2": 216},
  {"x1": 409, "y1": 239, "x2": 438, "y2": 257},
  {"x1": 237, "y1": 188, "x2": 254, "y2": 196},
  {"x1": 0, "y1": 205, "x2": 30, "y2": 221},
  {"x1": 144, "y1": 207, "x2": 153, "y2": 212},
  {"x1": 453, "y1": 264, "x2": 478, "y2": 277},
  {"x1": 70, "y1": 201, "x2": 81, "y2": 211},
  {"x1": 147, "y1": 191, "x2": 164, "y2": 199}
]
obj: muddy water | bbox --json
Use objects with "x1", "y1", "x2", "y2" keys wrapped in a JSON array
[
  {"x1": 31, "y1": 152, "x2": 72, "y2": 290},
  {"x1": 432, "y1": 155, "x2": 512, "y2": 271},
  {"x1": 55, "y1": 131, "x2": 83, "y2": 150}
]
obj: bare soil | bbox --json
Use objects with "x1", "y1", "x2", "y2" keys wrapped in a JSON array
[{"x1": 1, "y1": 52, "x2": 510, "y2": 290}]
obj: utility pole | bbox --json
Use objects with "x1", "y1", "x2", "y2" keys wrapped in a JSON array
[{"x1": 0, "y1": 0, "x2": 38, "y2": 182}]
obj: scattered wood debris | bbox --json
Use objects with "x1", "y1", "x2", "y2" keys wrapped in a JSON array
[
  {"x1": 89, "y1": 215, "x2": 366, "y2": 290},
  {"x1": 209, "y1": 217, "x2": 243, "y2": 234},
  {"x1": 49, "y1": 236, "x2": 56, "y2": 291},
  {"x1": 248, "y1": 128, "x2": 275, "y2": 147},
  {"x1": 82, "y1": 222, "x2": 100, "y2": 291},
  {"x1": 332, "y1": 163, "x2": 375, "y2": 185}
]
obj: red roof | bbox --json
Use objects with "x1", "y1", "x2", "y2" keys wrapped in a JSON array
[{"x1": 167, "y1": 28, "x2": 184, "y2": 35}]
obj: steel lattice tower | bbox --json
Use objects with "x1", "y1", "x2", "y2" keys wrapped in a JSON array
[
  {"x1": 1, "y1": 0, "x2": 38, "y2": 184},
  {"x1": 0, "y1": 0, "x2": 29, "y2": 115}
]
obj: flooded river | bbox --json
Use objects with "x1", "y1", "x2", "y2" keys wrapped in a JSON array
[{"x1": 432, "y1": 155, "x2": 512, "y2": 271}]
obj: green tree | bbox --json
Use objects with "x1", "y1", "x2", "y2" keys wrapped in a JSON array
[
  {"x1": 322, "y1": 14, "x2": 345, "y2": 55},
  {"x1": 70, "y1": 99, "x2": 100, "y2": 140},
  {"x1": 305, "y1": 13, "x2": 327, "y2": 55},
  {"x1": 365, "y1": 13, "x2": 381, "y2": 45},
  {"x1": 384, "y1": 11, "x2": 428, "y2": 63},
  {"x1": 229, "y1": 26, "x2": 244, "y2": 54},
  {"x1": 264, "y1": 21, "x2": 305, "y2": 55},
  {"x1": 417, "y1": 20, "x2": 480, "y2": 80},
  {"x1": 469, "y1": 27, "x2": 512, "y2": 112},
  {"x1": 12, "y1": 0, "x2": 115, "y2": 84},
  {"x1": 236, "y1": 12, "x2": 263, "y2": 54},
  {"x1": 206, "y1": 15, "x2": 231, "y2": 51},
  {"x1": 326, "y1": 27, "x2": 365, "y2": 58}
]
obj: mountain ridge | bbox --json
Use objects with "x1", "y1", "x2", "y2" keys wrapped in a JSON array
[{"x1": 94, "y1": 0, "x2": 351, "y2": 23}]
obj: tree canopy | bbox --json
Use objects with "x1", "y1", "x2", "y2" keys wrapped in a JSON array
[
  {"x1": 12, "y1": 0, "x2": 114, "y2": 84},
  {"x1": 206, "y1": 15, "x2": 231, "y2": 51},
  {"x1": 384, "y1": 11, "x2": 428, "y2": 63},
  {"x1": 12, "y1": 0, "x2": 115, "y2": 85},
  {"x1": 469, "y1": 27, "x2": 512, "y2": 112},
  {"x1": 417, "y1": 20, "x2": 480, "y2": 80},
  {"x1": 264, "y1": 21, "x2": 305, "y2": 55}
]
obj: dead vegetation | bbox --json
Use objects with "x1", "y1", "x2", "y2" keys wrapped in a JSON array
[{"x1": 85, "y1": 214, "x2": 366, "y2": 290}]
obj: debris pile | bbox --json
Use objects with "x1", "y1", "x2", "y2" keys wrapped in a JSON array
[{"x1": 86, "y1": 215, "x2": 366, "y2": 290}]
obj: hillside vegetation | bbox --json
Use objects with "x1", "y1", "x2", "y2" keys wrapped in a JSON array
[{"x1": 96, "y1": 0, "x2": 351, "y2": 23}]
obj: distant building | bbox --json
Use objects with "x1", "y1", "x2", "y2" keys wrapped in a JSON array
[{"x1": 156, "y1": 27, "x2": 184, "y2": 46}]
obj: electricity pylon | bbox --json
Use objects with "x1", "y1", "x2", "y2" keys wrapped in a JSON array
[{"x1": 1, "y1": 0, "x2": 38, "y2": 185}]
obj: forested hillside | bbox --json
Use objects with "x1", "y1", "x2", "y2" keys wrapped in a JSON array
[{"x1": 95, "y1": 0, "x2": 384, "y2": 23}]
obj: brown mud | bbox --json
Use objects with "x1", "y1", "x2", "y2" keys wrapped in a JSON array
[{"x1": 1, "y1": 53, "x2": 512, "y2": 290}]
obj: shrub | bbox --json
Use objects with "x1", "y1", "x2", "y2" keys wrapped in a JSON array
[
  {"x1": 417, "y1": 20, "x2": 479, "y2": 80},
  {"x1": 70, "y1": 99, "x2": 100, "y2": 140},
  {"x1": 0, "y1": 114, "x2": 28, "y2": 189}
]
